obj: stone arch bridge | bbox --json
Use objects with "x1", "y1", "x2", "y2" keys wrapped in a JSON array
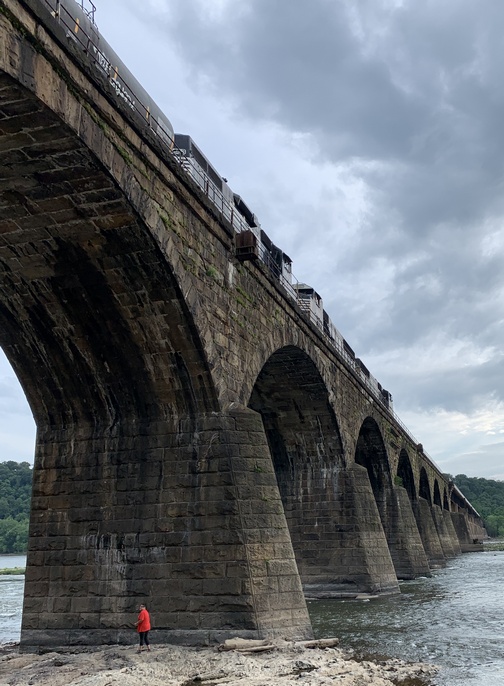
[{"x1": 0, "y1": 0, "x2": 485, "y2": 648}]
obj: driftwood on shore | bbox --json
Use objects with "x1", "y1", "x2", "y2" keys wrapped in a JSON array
[
  {"x1": 216, "y1": 637, "x2": 340, "y2": 653},
  {"x1": 294, "y1": 638, "x2": 340, "y2": 649},
  {"x1": 217, "y1": 638, "x2": 276, "y2": 653}
]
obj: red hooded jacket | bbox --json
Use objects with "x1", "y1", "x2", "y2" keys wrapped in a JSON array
[{"x1": 136, "y1": 608, "x2": 151, "y2": 633}]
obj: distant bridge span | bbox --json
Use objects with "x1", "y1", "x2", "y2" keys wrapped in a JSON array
[{"x1": 0, "y1": 0, "x2": 485, "y2": 647}]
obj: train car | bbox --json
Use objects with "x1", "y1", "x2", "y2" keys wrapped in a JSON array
[
  {"x1": 173, "y1": 134, "x2": 262, "y2": 237},
  {"x1": 259, "y1": 231, "x2": 293, "y2": 288},
  {"x1": 174, "y1": 134, "x2": 233, "y2": 203},
  {"x1": 381, "y1": 389, "x2": 393, "y2": 410},
  {"x1": 34, "y1": 0, "x2": 174, "y2": 148},
  {"x1": 294, "y1": 283, "x2": 324, "y2": 328},
  {"x1": 31, "y1": 1, "x2": 394, "y2": 420}
]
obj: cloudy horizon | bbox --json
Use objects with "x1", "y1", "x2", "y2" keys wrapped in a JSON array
[{"x1": 2, "y1": 0, "x2": 504, "y2": 480}]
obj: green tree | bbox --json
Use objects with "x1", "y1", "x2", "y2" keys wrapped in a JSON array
[
  {"x1": 452, "y1": 474, "x2": 504, "y2": 537},
  {"x1": 0, "y1": 461, "x2": 32, "y2": 553}
]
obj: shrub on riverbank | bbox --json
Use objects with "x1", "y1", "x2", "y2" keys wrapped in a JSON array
[
  {"x1": 0, "y1": 461, "x2": 31, "y2": 553},
  {"x1": 0, "y1": 566, "x2": 25, "y2": 575}
]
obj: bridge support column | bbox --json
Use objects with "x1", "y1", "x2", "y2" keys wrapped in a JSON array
[
  {"x1": 334, "y1": 464, "x2": 399, "y2": 595},
  {"x1": 388, "y1": 486, "x2": 430, "y2": 579},
  {"x1": 432, "y1": 505, "x2": 457, "y2": 558},
  {"x1": 467, "y1": 517, "x2": 487, "y2": 545},
  {"x1": 21, "y1": 408, "x2": 313, "y2": 649},
  {"x1": 451, "y1": 512, "x2": 483, "y2": 552},
  {"x1": 414, "y1": 498, "x2": 445, "y2": 568},
  {"x1": 443, "y1": 510, "x2": 462, "y2": 555}
]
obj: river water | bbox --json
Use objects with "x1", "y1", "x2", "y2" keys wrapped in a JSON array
[
  {"x1": 0, "y1": 555, "x2": 25, "y2": 645},
  {"x1": 3, "y1": 551, "x2": 504, "y2": 684},
  {"x1": 309, "y1": 548, "x2": 504, "y2": 685}
]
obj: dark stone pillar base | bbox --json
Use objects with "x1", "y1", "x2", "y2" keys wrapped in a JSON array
[
  {"x1": 432, "y1": 505, "x2": 457, "y2": 558},
  {"x1": 330, "y1": 463, "x2": 399, "y2": 595},
  {"x1": 389, "y1": 486, "x2": 431, "y2": 579},
  {"x1": 21, "y1": 409, "x2": 313, "y2": 649},
  {"x1": 20, "y1": 627, "x2": 265, "y2": 650},
  {"x1": 443, "y1": 510, "x2": 462, "y2": 555},
  {"x1": 415, "y1": 498, "x2": 445, "y2": 568}
]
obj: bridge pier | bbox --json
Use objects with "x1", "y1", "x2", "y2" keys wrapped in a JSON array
[
  {"x1": 21, "y1": 408, "x2": 313, "y2": 648},
  {"x1": 432, "y1": 504, "x2": 457, "y2": 558},
  {"x1": 338, "y1": 464, "x2": 399, "y2": 595},
  {"x1": 388, "y1": 486, "x2": 431, "y2": 579},
  {"x1": 451, "y1": 511, "x2": 484, "y2": 552},
  {"x1": 414, "y1": 498, "x2": 446, "y2": 568},
  {"x1": 443, "y1": 510, "x2": 462, "y2": 555},
  {"x1": 298, "y1": 462, "x2": 399, "y2": 598}
]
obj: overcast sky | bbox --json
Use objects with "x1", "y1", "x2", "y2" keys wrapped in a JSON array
[{"x1": 2, "y1": 0, "x2": 504, "y2": 479}]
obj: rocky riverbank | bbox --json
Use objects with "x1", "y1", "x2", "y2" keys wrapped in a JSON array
[{"x1": 0, "y1": 638, "x2": 438, "y2": 686}]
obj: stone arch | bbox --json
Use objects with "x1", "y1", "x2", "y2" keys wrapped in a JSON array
[
  {"x1": 0, "y1": 63, "x2": 275, "y2": 645},
  {"x1": 419, "y1": 468, "x2": 432, "y2": 505},
  {"x1": 397, "y1": 449, "x2": 417, "y2": 502},
  {"x1": 443, "y1": 489, "x2": 450, "y2": 511},
  {"x1": 415, "y1": 467, "x2": 445, "y2": 568},
  {"x1": 432, "y1": 479, "x2": 458, "y2": 559},
  {"x1": 249, "y1": 345, "x2": 345, "y2": 587},
  {"x1": 355, "y1": 417, "x2": 392, "y2": 520},
  {"x1": 394, "y1": 448, "x2": 431, "y2": 579},
  {"x1": 354, "y1": 417, "x2": 410, "y2": 581},
  {"x1": 0, "y1": 81, "x2": 220, "y2": 429}
]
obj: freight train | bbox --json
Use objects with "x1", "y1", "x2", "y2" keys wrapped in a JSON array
[{"x1": 29, "y1": 0, "x2": 393, "y2": 412}]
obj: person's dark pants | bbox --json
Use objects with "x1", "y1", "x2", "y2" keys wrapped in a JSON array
[{"x1": 139, "y1": 631, "x2": 150, "y2": 648}]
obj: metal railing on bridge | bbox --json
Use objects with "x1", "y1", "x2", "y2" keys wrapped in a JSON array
[{"x1": 39, "y1": 0, "x2": 440, "y2": 474}]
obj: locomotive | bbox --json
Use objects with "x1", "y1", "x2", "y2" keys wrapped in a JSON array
[{"x1": 29, "y1": 0, "x2": 394, "y2": 413}]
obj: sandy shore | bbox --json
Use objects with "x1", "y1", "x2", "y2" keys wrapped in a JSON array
[{"x1": 0, "y1": 638, "x2": 438, "y2": 686}]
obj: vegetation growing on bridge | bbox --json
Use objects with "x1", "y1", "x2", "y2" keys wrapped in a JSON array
[
  {"x1": 453, "y1": 474, "x2": 504, "y2": 537},
  {"x1": 0, "y1": 461, "x2": 31, "y2": 554}
]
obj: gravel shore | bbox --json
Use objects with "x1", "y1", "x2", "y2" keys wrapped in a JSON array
[{"x1": 0, "y1": 638, "x2": 438, "y2": 686}]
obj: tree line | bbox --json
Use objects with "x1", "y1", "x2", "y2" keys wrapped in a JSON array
[{"x1": 0, "y1": 460, "x2": 31, "y2": 554}]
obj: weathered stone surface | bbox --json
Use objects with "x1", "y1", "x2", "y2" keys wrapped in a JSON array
[
  {"x1": 0, "y1": 0, "x2": 486, "y2": 649},
  {"x1": 390, "y1": 486, "x2": 431, "y2": 580},
  {"x1": 415, "y1": 498, "x2": 446, "y2": 568}
]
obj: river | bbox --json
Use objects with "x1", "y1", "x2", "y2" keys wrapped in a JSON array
[
  {"x1": 3, "y1": 551, "x2": 504, "y2": 684},
  {"x1": 309, "y1": 548, "x2": 504, "y2": 685},
  {"x1": 0, "y1": 554, "x2": 25, "y2": 645}
]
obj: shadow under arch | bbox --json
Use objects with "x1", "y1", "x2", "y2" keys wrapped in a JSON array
[
  {"x1": 395, "y1": 448, "x2": 432, "y2": 578},
  {"x1": 416, "y1": 467, "x2": 446, "y2": 568},
  {"x1": 248, "y1": 345, "x2": 345, "y2": 588},
  {"x1": 355, "y1": 417, "x2": 392, "y2": 524},
  {"x1": 355, "y1": 418, "x2": 425, "y2": 581},
  {"x1": 433, "y1": 480, "x2": 443, "y2": 508},
  {"x1": 419, "y1": 467, "x2": 432, "y2": 505},
  {"x1": 0, "y1": 71, "x2": 228, "y2": 647},
  {"x1": 397, "y1": 449, "x2": 417, "y2": 503},
  {"x1": 0, "y1": 86, "x2": 219, "y2": 429}
]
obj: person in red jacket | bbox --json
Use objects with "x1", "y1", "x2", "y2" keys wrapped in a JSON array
[{"x1": 135, "y1": 604, "x2": 151, "y2": 652}]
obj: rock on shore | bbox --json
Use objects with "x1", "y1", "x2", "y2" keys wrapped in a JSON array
[{"x1": 0, "y1": 639, "x2": 438, "y2": 686}]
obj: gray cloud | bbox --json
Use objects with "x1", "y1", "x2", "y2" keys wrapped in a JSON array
[{"x1": 102, "y1": 0, "x2": 504, "y2": 436}]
